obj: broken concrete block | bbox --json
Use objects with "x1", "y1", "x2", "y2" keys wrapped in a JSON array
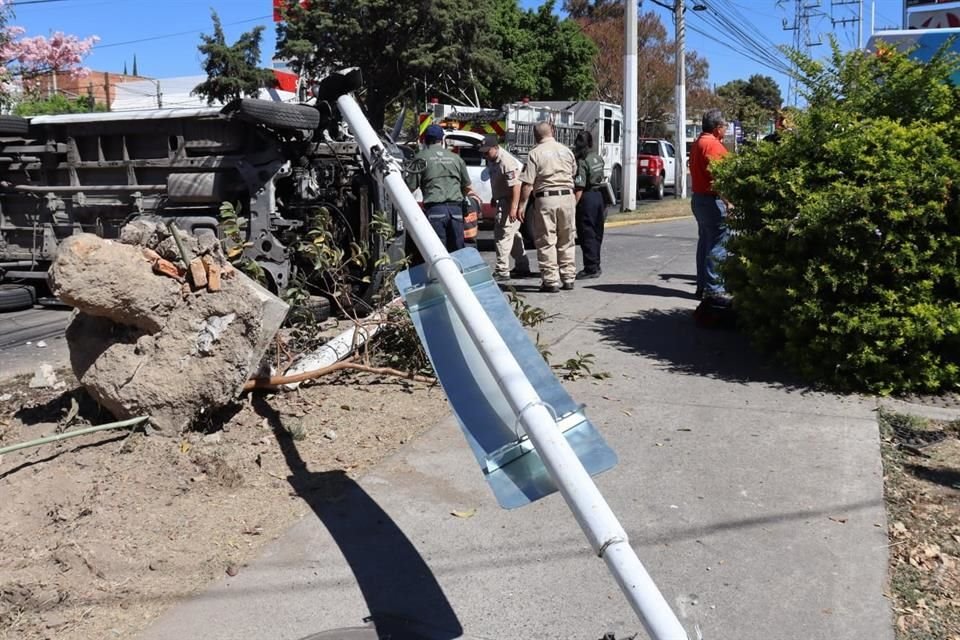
[
  {"x1": 29, "y1": 364, "x2": 57, "y2": 388},
  {"x1": 120, "y1": 218, "x2": 163, "y2": 248},
  {"x1": 196, "y1": 313, "x2": 236, "y2": 355},
  {"x1": 49, "y1": 234, "x2": 182, "y2": 333},
  {"x1": 49, "y1": 233, "x2": 288, "y2": 434},
  {"x1": 120, "y1": 217, "x2": 224, "y2": 265}
]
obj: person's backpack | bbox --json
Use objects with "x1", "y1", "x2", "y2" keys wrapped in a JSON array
[{"x1": 586, "y1": 152, "x2": 605, "y2": 187}]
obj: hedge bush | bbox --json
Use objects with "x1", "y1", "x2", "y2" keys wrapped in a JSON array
[{"x1": 711, "y1": 41, "x2": 960, "y2": 394}]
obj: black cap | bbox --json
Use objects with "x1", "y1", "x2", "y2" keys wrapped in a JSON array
[{"x1": 478, "y1": 134, "x2": 499, "y2": 152}]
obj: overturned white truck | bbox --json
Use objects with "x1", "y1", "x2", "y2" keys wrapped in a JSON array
[{"x1": 0, "y1": 86, "x2": 403, "y2": 311}]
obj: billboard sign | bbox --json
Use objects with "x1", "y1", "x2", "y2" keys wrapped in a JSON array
[{"x1": 867, "y1": 28, "x2": 960, "y2": 84}]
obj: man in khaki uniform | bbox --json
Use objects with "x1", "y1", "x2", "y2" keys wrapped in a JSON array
[
  {"x1": 479, "y1": 134, "x2": 531, "y2": 282},
  {"x1": 519, "y1": 121, "x2": 577, "y2": 292}
]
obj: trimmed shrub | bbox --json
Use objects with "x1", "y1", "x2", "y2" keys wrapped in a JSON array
[{"x1": 712, "y1": 41, "x2": 960, "y2": 394}]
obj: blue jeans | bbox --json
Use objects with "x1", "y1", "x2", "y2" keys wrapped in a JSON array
[
  {"x1": 691, "y1": 193, "x2": 728, "y2": 297},
  {"x1": 406, "y1": 202, "x2": 464, "y2": 265}
]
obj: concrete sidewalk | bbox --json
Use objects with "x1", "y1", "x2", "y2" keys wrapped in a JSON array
[{"x1": 140, "y1": 219, "x2": 892, "y2": 640}]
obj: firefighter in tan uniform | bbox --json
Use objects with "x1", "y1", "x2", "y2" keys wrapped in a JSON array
[
  {"x1": 518, "y1": 121, "x2": 578, "y2": 292},
  {"x1": 479, "y1": 134, "x2": 531, "y2": 282}
]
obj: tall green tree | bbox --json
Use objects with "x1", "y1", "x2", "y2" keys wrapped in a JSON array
[
  {"x1": 716, "y1": 74, "x2": 782, "y2": 139},
  {"x1": 484, "y1": 0, "x2": 596, "y2": 105},
  {"x1": 562, "y1": 2, "x2": 710, "y2": 133},
  {"x1": 563, "y1": 0, "x2": 622, "y2": 19},
  {"x1": 192, "y1": 11, "x2": 276, "y2": 106},
  {"x1": 276, "y1": 0, "x2": 499, "y2": 129}
]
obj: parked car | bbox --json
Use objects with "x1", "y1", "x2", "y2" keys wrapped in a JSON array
[{"x1": 636, "y1": 139, "x2": 677, "y2": 200}]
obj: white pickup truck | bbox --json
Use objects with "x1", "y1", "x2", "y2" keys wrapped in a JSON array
[{"x1": 636, "y1": 138, "x2": 677, "y2": 200}]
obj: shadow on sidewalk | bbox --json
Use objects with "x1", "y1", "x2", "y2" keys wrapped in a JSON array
[
  {"x1": 253, "y1": 396, "x2": 463, "y2": 640},
  {"x1": 594, "y1": 307, "x2": 804, "y2": 388},
  {"x1": 585, "y1": 283, "x2": 697, "y2": 300},
  {"x1": 658, "y1": 273, "x2": 696, "y2": 282}
]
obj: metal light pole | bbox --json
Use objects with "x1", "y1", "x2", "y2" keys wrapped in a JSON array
[
  {"x1": 622, "y1": 0, "x2": 638, "y2": 211},
  {"x1": 858, "y1": 0, "x2": 864, "y2": 48},
  {"x1": 337, "y1": 89, "x2": 689, "y2": 640},
  {"x1": 674, "y1": 0, "x2": 688, "y2": 199}
]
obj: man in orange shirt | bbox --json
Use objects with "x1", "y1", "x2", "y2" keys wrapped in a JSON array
[{"x1": 689, "y1": 109, "x2": 731, "y2": 302}]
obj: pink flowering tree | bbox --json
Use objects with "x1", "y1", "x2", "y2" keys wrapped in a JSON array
[
  {"x1": 0, "y1": 1, "x2": 99, "y2": 101},
  {"x1": 6, "y1": 32, "x2": 99, "y2": 94}
]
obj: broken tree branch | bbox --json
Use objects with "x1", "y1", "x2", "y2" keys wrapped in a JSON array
[
  {"x1": 244, "y1": 361, "x2": 436, "y2": 391},
  {"x1": 280, "y1": 297, "x2": 403, "y2": 389},
  {"x1": 0, "y1": 416, "x2": 150, "y2": 456}
]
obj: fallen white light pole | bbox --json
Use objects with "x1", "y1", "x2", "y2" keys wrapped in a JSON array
[
  {"x1": 282, "y1": 298, "x2": 402, "y2": 390},
  {"x1": 337, "y1": 93, "x2": 689, "y2": 640}
]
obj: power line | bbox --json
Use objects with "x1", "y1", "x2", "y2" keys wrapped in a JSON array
[
  {"x1": 687, "y1": 22, "x2": 796, "y2": 79},
  {"x1": 10, "y1": 0, "x2": 75, "y2": 5},
  {"x1": 695, "y1": 0, "x2": 793, "y2": 70},
  {"x1": 688, "y1": 4, "x2": 796, "y2": 77},
  {"x1": 94, "y1": 14, "x2": 272, "y2": 50}
]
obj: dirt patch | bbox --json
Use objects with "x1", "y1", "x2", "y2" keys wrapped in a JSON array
[
  {"x1": 878, "y1": 409, "x2": 960, "y2": 640},
  {"x1": 0, "y1": 367, "x2": 449, "y2": 640}
]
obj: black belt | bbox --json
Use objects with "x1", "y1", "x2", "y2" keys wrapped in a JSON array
[{"x1": 534, "y1": 189, "x2": 572, "y2": 198}]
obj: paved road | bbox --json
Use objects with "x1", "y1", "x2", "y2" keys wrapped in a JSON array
[
  {"x1": 0, "y1": 305, "x2": 71, "y2": 378},
  {"x1": 0, "y1": 197, "x2": 654, "y2": 379},
  {"x1": 140, "y1": 218, "x2": 892, "y2": 640}
]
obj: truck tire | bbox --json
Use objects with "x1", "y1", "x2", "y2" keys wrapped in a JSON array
[
  {"x1": 0, "y1": 115, "x2": 29, "y2": 136},
  {"x1": 222, "y1": 99, "x2": 320, "y2": 131},
  {"x1": 609, "y1": 165, "x2": 622, "y2": 200},
  {"x1": 652, "y1": 174, "x2": 665, "y2": 200},
  {"x1": 0, "y1": 284, "x2": 36, "y2": 312}
]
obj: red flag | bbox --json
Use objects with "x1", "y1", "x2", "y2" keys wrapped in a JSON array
[{"x1": 273, "y1": 70, "x2": 298, "y2": 93}]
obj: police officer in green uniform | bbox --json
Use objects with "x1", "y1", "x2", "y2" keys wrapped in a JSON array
[
  {"x1": 405, "y1": 124, "x2": 473, "y2": 264},
  {"x1": 573, "y1": 130, "x2": 606, "y2": 278}
]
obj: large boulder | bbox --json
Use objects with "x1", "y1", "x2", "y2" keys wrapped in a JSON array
[{"x1": 49, "y1": 233, "x2": 288, "y2": 434}]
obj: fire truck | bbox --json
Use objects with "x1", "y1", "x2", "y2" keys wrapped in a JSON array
[
  {"x1": 419, "y1": 100, "x2": 623, "y2": 183},
  {"x1": 419, "y1": 99, "x2": 624, "y2": 199}
]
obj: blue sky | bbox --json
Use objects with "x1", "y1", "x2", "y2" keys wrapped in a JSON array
[{"x1": 10, "y1": 0, "x2": 910, "y2": 98}]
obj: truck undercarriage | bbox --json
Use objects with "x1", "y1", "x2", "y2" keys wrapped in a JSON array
[{"x1": 0, "y1": 95, "x2": 402, "y2": 309}]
